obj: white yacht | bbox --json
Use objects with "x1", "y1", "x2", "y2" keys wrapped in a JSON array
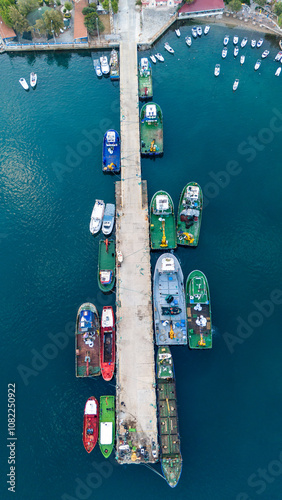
[
  {"x1": 254, "y1": 60, "x2": 261, "y2": 71},
  {"x1": 30, "y1": 72, "x2": 37, "y2": 88},
  {"x1": 191, "y1": 27, "x2": 197, "y2": 38},
  {"x1": 214, "y1": 64, "x2": 220, "y2": 77},
  {"x1": 204, "y1": 25, "x2": 210, "y2": 35},
  {"x1": 93, "y1": 58, "x2": 102, "y2": 77},
  {"x1": 223, "y1": 35, "x2": 229, "y2": 46},
  {"x1": 240, "y1": 55, "x2": 245, "y2": 65},
  {"x1": 175, "y1": 29, "x2": 180, "y2": 37},
  {"x1": 233, "y1": 79, "x2": 239, "y2": 91},
  {"x1": 261, "y1": 50, "x2": 269, "y2": 59},
  {"x1": 257, "y1": 38, "x2": 263, "y2": 48},
  {"x1": 222, "y1": 48, "x2": 228, "y2": 58},
  {"x1": 185, "y1": 36, "x2": 192, "y2": 47},
  {"x1": 197, "y1": 26, "x2": 202, "y2": 36},
  {"x1": 234, "y1": 46, "x2": 239, "y2": 57},
  {"x1": 100, "y1": 56, "x2": 110, "y2": 75},
  {"x1": 233, "y1": 36, "x2": 239, "y2": 45},
  {"x1": 155, "y1": 53, "x2": 164, "y2": 62},
  {"x1": 241, "y1": 37, "x2": 248, "y2": 48},
  {"x1": 19, "y1": 78, "x2": 29, "y2": 90},
  {"x1": 251, "y1": 39, "x2": 256, "y2": 48},
  {"x1": 90, "y1": 200, "x2": 105, "y2": 235},
  {"x1": 164, "y1": 42, "x2": 174, "y2": 54},
  {"x1": 150, "y1": 55, "x2": 157, "y2": 64}
]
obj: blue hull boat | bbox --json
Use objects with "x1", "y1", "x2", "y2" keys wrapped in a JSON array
[{"x1": 102, "y1": 130, "x2": 121, "y2": 173}]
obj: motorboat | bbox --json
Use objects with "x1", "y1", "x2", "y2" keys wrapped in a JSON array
[
  {"x1": 257, "y1": 38, "x2": 263, "y2": 48},
  {"x1": 261, "y1": 50, "x2": 269, "y2": 59},
  {"x1": 100, "y1": 56, "x2": 110, "y2": 75},
  {"x1": 19, "y1": 78, "x2": 29, "y2": 90},
  {"x1": 92, "y1": 57, "x2": 102, "y2": 77},
  {"x1": 197, "y1": 26, "x2": 202, "y2": 36},
  {"x1": 222, "y1": 48, "x2": 227, "y2": 59},
  {"x1": 155, "y1": 53, "x2": 164, "y2": 62},
  {"x1": 234, "y1": 46, "x2": 239, "y2": 57},
  {"x1": 254, "y1": 59, "x2": 261, "y2": 71},
  {"x1": 275, "y1": 51, "x2": 282, "y2": 61},
  {"x1": 275, "y1": 67, "x2": 281, "y2": 76},
  {"x1": 191, "y1": 27, "x2": 197, "y2": 38},
  {"x1": 214, "y1": 64, "x2": 220, "y2": 76},
  {"x1": 175, "y1": 29, "x2": 180, "y2": 37},
  {"x1": 233, "y1": 79, "x2": 239, "y2": 91},
  {"x1": 251, "y1": 39, "x2": 256, "y2": 48},
  {"x1": 185, "y1": 36, "x2": 192, "y2": 47},
  {"x1": 150, "y1": 55, "x2": 157, "y2": 64},
  {"x1": 90, "y1": 199, "x2": 105, "y2": 234},
  {"x1": 240, "y1": 55, "x2": 245, "y2": 65},
  {"x1": 223, "y1": 35, "x2": 229, "y2": 46},
  {"x1": 102, "y1": 204, "x2": 115, "y2": 236},
  {"x1": 233, "y1": 35, "x2": 239, "y2": 45},
  {"x1": 241, "y1": 37, "x2": 248, "y2": 48},
  {"x1": 82, "y1": 397, "x2": 99, "y2": 453},
  {"x1": 30, "y1": 72, "x2": 37, "y2": 88},
  {"x1": 204, "y1": 25, "x2": 210, "y2": 35},
  {"x1": 164, "y1": 42, "x2": 174, "y2": 54}
]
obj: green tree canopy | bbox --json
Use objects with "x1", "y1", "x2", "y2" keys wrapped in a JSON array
[
  {"x1": 82, "y1": 6, "x2": 96, "y2": 15},
  {"x1": 274, "y1": 1, "x2": 282, "y2": 15},
  {"x1": 84, "y1": 12, "x2": 104, "y2": 35},
  {"x1": 0, "y1": 0, "x2": 16, "y2": 27},
  {"x1": 111, "y1": 0, "x2": 118, "y2": 13},
  {"x1": 18, "y1": 0, "x2": 39, "y2": 16},
  {"x1": 102, "y1": 0, "x2": 109, "y2": 10},
  {"x1": 228, "y1": 0, "x2": 242, "y2": 12},
  {"x1": 64, "y1": 1, "x2": 72, "y2": 11},
  {"x1": 255, "y1": 0, "x2": 266, "y2": 6},
  {"x1": 278, "y1": 13, "x2": 282, "y2": 27},
  {"x1": 8, "y1": 5, "x2": 31, "y2": 32},
  {"x1": 34, "y1": 9, "x2": 64, "y2": 35}
]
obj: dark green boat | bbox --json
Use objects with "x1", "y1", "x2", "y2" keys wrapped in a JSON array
[
  {"x1": 156, "y1": 346, "x2": 182, "y2": 488},
  {"x1": 150, "y1": 191, "x2": 177, "y2": 250},
  {"x1": 186, "y1": 270, "x2": 212, "y2": 349},
  {"x1": 140, "y1": 102, "x2": 163, "y2": 156},
  {"x1": 176, "y1": 182, "x2": 203, "y2": 247},
  {"x1": 138, "y1": 57, "x2": 153, "y2": 99},
  {"x1": 98, "y1": 239, "x2": 115, "y2": 292},
  {"x1": 99, "y1": 395, "x2": 115, "y2": 458}
]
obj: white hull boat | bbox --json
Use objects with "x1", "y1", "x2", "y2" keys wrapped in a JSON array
[
  {"x1": 204, "y1": 25, "x2": 210, "y2": 35},
  {"x1": 251, "y1": 39, "x2": 256, "y2": 48},
  {"x1": 234, "y1": 46, "x2": 239, "y2": 57},
  {"x1": 254, "y1": 60, "x2": 261, "y2": 71},
  {"x1": 175, "y1": 29, "x2": 180, "y2": 37},
  {"x1": 100, "y1": 56, "x2": 110, "y2": 75},
  {"x1": 185, "y1": 36, "x2": 192, "y2": 47},
  {"x1": 233, "y1": 36, "x2": 239, "y2": 45},
  {"x1": 19, "y1": 78, "x2": 29, "y2": 90},
  {"x1": 197, "y1": 26, "x2": 202, "y2": 36},
  {"x1": 164, "y1": 43, "x2": 174, "y2": 54},
  {"x1": 214, "y1": 64, "x2": 220, "y2": 76},
  {"x1": 150, "y1": 55, "x2": 157, "y2": 64},
  {"x1": 275, "y1": 67, "x2": 281, "y2": 76},
  {"x1": 223, "y1": 35, "x2": 229, "y2": 46},
  {"x1": 191, "y1": 27, "x2": 197, "y2": 38},
  {"x1": 90, "y1": 200, "x2": 105, "y2": 234},
  {"x1": 102, "y1": 203, "x2": 115, "y2": 236},
  {"x1": 233, "y1": 79, "x2": 239, "y2": 91},
  {"x1": 222, "y1": 48, "x2": 227, "y2": 59},
  {"x1": 30, "y1": 72, "x2": 37, "y2": 88},
  {"x1": 241, "y1": 37, "x2": 248, "y2": 48},
  {"x1": 240, "y1": 55, "x2": 245, "y2": 65},
  {"x1": 155, "y1": 53, "x2": 164, "y2": 62},
  {"x1": 257, "y1": 38, "x2": 263, "y2": 48},
  {"x1": 261, "y1": 50, "x2": 269, "y2": 59}
]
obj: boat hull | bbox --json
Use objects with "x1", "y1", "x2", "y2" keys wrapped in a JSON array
[
  {"x1": 98, "y1": 239, "x2": 116, "y2": 292},
  {"x1": 102, "y1": 130, "x2": 120, "y2": 173},
  {"x1": 176, "y1": 182, "x2": 203, "y2": 247},
  {"x1": 150, "y1": 190, "x2": 176, "y2": 250},
  {"x1": 100, "y1": 306, "x2": 115, "y2": 381},
  {"x1": 140, "y1": 102, "x2": 163, "y2": 156},
  {"x1": 75, "y1": 303, "x2": 101, "y2": 377},
  {"x1": 186, "y1": 270, "x2": 212, "y2": 349},
  {"x1": 83, "y1": 397, "x2": 99, "y2": 453},
  {"x1": 138, "y1": 58, "x2": 153, "y2": 99},
  {"x1": 99, "y1": 396, "x2": 115, "y2": 458}
]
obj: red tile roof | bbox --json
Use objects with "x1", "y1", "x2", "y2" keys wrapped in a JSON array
[
  {"x1": 0, "y1": 16, "x2": 16, "y2": 40},
  {"x1": 74, "y1": 0, "x2": 88, "y2": 42},
  {"x1": 179, "y1": 0, "x2": 224, "y2": 14}
]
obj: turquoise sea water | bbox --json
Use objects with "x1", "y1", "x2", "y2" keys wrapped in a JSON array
[{"x1": 1, "y1": 24, "x2": 282, "y2": 500}]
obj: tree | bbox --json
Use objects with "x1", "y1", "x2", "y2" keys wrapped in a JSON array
[
  {"x1": 255, "y1": 0, "x2": 266, "y2": 6},
  {"x1": 17, "y1": 0, "x2": 39, "y2": 16},
  {"x1": 279, "y1": 13, "x2": 282, "y2": 27},
  {"x1": 64, "y1": 1, "x2": 72, "y2": 11},
  {"x1": 8, "y1": 5, "x2": 31, "y2": 32},
  {"x1": 102, "y1": 0, "x2": 109, "y2": 10},
  {"x1": 185, "y1": 0, "x2": 194, "y2": 3},
  {"x1": 228, "y1": 0, "x2": 242, "y2": 12},
  {"x1": 274, "y1": 1, "x2": 282, "y2": 15},
  {"x1": 34, "y1": 9, "x2": 64, "y2": 35},
  {"x1": 0, "y1": 0, "x2": 16, "y2": 27},
  {"x1": 84, "y1": 12, "x2": 104, "y2": 34},
  {"x1": 111, "y1": 0, "x2": 118, "y2": 13},
  {"x1": 82, "y1": 6, "x2": 96, "y2": 15}
]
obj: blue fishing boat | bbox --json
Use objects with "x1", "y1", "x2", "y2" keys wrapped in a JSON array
[{"x1": 102, "y1": 130, "x2": 120, "y2": 173}]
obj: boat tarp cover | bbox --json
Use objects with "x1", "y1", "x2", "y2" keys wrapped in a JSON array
[
  {"x1": 85, "y1": 400, "x2": 97, "y2": 415},
  {"x1": 100, "y1": 422, "x2": 113, "y2": 444}
]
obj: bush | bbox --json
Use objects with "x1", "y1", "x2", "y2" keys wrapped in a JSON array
[
  {"x1": 64, "y1": 1, "x2": 72, "y2": 10},
  {"x1": 57, "y1": 0, "x2": 61, "y2": 4},
  {"x1": 274, "y1": 1, "x2": 282, "y2": 16}
]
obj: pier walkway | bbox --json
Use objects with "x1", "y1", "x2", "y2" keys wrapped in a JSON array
[{"x1": 115, "y1": 1, "x2": 158, "y2": 465}]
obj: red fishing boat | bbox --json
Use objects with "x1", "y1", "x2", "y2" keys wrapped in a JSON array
[
  {"x1": 82, "y1": 396, "x2": 99, "y2": 453},
  {"x1": 100, "y1": 306, "x2": 115, "y2": 381}
]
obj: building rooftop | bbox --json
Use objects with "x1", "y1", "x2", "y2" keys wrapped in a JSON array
[
  {"x1": 0, "y1": 16, "x2": 16, "y2": 40},
  {"x1": 73, "y1": 0, "x2": 88, "y2": 42},
  {"x1": 179, "y1": 0, "x2": 224, "y2": 14}
]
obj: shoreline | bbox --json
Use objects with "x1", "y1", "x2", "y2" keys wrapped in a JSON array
[{"x1": 193, "y1": 13, "x2": 282, "y2": 38}]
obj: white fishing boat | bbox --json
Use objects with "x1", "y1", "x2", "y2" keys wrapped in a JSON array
[
  {"x1": 185, "y1": 36, "x2": 192, "y2": 47},
  {"x1": 214, "y1": 64, "x2": 220, "y2": 76},
  {"x1": 222, "y1": 48, "x2": 227, "y2": 59},
  {"x1": 175, "y1": 29, "x2": 180, "y2": 37},
  {"x1": 241, "y1": 37, "x2": 248, "y2": 48},
  {"x1": 204, "y1": 25, "x2": 210, "y2": 35},
  {"x1": 223, "y1": 35, "x2": 229, "y2": 46},
  {"x1": 251, "y1": 39, "x2": 256, "y2": 48},
  {"x1": 233, "y1": 35, "x2": 239, "y2": 45},
  {"x1": 233, "y1": 79, "x2": 239, "y2": 91},
  {"x1": 257, "y1": 38, "x2": 263, "y2": 48},
  {"x1": 191, "y1": 27, "x2": 197, "y2": 38},
  {"x1": 102, "y1": 203, "x2": 115, "y2": 236},
  {"x1": 30, "y1": 72, "x2": 37, "y2": 88},
  {"x1": 155, "y1": 53, "x2": 164, "y2": 62},
  {"x1": 275, "y1": 67, "x2": 281, "y2": 76},
  {"x1": 164, "y1": 42, "x2": 174, "y2": 54},
  {"x1": 150, "y1": 55, "x2": 157, "y2": 64},
  {"x1": 240, "y1": 55, "x2": 245, "y2": 65},
  {"x1": 275, "y1": 51, "x2": 282, "y2": 61},
  {"x1": 19, "y1": 78, "x2": 29, "y2": 90},
  {"x1": 90, "y1": 200, "x2": 105, "y2": 235},
  {"x1": 254, "y1": 59, "x2": 261, "y2": 71},
  {"x1": 261, "y1": 50, "x2": 269, "y2": 59},
  {"x1": 100, "y1": 56, "x2": 110, "y2": 75},
  {"x1": 234, "y1": 46, "x2": 239, "y2": 57},
  {"x1": 197, "y1": 26, "x2": 202, "y2": 36}
]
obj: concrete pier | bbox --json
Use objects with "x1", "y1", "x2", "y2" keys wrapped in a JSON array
[{"x1": 115, "y1": 36, "x2": 158, "y2": 464}]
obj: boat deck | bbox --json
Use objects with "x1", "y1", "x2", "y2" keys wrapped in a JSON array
[
  {"x1": 76, "y1": 330, "x2": 100, "y2": 377},
  {"x1": 157, "y1": 381, "x2": 181, "y2": 456},
  {"x1": 139, "y1": 74, "x2": 153, "y2": 99},
  {"x1": 140, "y1": 121, "x2": 163, "y2": 155},
  {"x1": 187, "y1": 304, "x2": 212, "y2": 349},
  {"x1": 150, "y1": 212, "x2": 176, "y2": 250},
  {"x1": 98, "y1": 239, "x2": 116, "y2": 291}
]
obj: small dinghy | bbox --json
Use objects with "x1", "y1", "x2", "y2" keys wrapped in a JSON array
[
  {"x1": 150, "y1": 54, "x2": 157, "y2": 64},
  {"x1": 19, "y1": 78, "x2": 29, "y2": 90},
  {"x1": 233, "y1": 79, "x2": 239, "y2": 91},
  {"x1": 30, "y1": 72, "x2": 37, "y2": 88}
]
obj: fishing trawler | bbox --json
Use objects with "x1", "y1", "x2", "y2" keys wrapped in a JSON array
[
  {"x1": 186, "y1": 270, "x2": 212, "y2": 349},
  {"x1": 75, "y1": 303, "x2": 101, "y2": 377},
  {"x1": 153, "y1": 253, "x2": 187, "y2": 346},
  {"x1": 82, "y1": 396, "x2": 99, "y2": 453},
  {"x1": 156, "y1": 346, "x2": 182, "y2": 487},
  {"x1": 176, "y1": 182, "x2": 203, "y2": 247},
  {"x1": 102, "y1": 130, "x2": 120, "y2": 173},
  {"x1": 98, "y1": 239, "x2": 115, "y2": 292},
  {"x1": 99, "y1": 396, "x2": 115, "y2": 458},
  {"x1": 140, "y1": 102, "x2": 163, "y2": 156},
  {"x1": 138, "y1": 57, "x2": 153, "y2": 99},
  {"x1": 110, "y1": 49, "x2": 119, "y2": 80},
  {"x1": 150, "y1": 191, "x2": 176, "y2": 250},
  {"x1": 100, "y1": 306, "x2": 115, "y2": 381}
]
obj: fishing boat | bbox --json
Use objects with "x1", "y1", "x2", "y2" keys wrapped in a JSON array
[
  {"x1": 275, "y1": 67, "x2": 281, "y2": 76},
  {"x1": 191, "y1": 26, "x2": 197, "y2": 38},
  {"x1": 233, "y1": 35, "x2": 239, "y2": 45},
  {"x1": 102, "y1": 130, "x2": 120, "y2": 173},
  {"x1": 261, "y1": 50, "x2": 269, "y2": 59},
  {"x1": 140, "y1": 102, "x2": 163, "y2": 156},
  {"x1": 257, "y1": 38, "x2": 263, "y2": 48},
  {"x1": 196, "y1": 26, "x2": 202, "y2": 36},
  {"x1": 109, "y1": 49, "x2": 119, "y2": 80},
  {"x1": 185, "y1": 36, "x2": 192, "y2": 47},
  {"x1": 186, "y1": 270, "x2": 212, "y2": 349},
  {"x1": 100, "y1": 306, "x2": 115, "y2": 382},
  {"x1": 240, "y1": 55, "x2": 245, "y2": 65},
  {"x1": 150, "y1": 191, "x2": 177, "y2": 250},
  {"x1": 175, "y1": 29, "x2": 180, "y2": 37},
  {"x1": 19, "y1": 78, "x2": 29, "y2": 90},
  {"x1": 176, "y1": 182, "x2": 203, "y2": 247},
  {"x1": 99, "y1": 395, "x2": 115, "y2": 458},
  {"x1": 233, "y1": 79, "x2": 239, "y2": 91},
  {"x1": 254, "y1": 59, "x2": 261, "y2": 71},
  {"x1": 156, "y1": 346, "x2": 182, "y2": 487},
  {"x1": 138, "y1": 57, "x2": 153, "y2": 99},
  {"x1": 100, "y1": 55, "x2": 110, "y2": 75},
  {"x1": 83, "y1": 396, "x2": 99, "y2": 453},
  {"x1": 223, "y1": 35, "x2": 229, "y2": 46},
  {"x1": 30, "y1": 72, "x2": 37, "y2": 88},
  {"x1": 102, "y1": 203, "x2": 115, "y2": 236},
  {"x1": 155, "y1": 53, "x2": 164, "y2": 62},
  {"x1": 91, "y1": 53, "x2": 102, "y2": 77},
  {"x1": 150, "y1": 54, "x2": 157, "y2": 64},
  {"x1": 222, "y1": 48, "x2": 227, "y2": 59},
  {"x1": 234, "y1": 46, "x2": 239, "y2": 57},
  {"x1": 90, "y1": 200, "x2": 105, "y2": 234},
  {"x1": 241, "y1": 37, "x2": 248, "y2": 48},
  {"x1": 75, "y1": 303, "x2": 100, "y2": 377},
  {"x1": 204, "y1": 25, "x2": 210, "y2": 35},
  {"x1": 98, "y1": 239, "x2": 115, "y2": 292},
  {"x1": 164, "y1": 42, "x2": 174, "y2": 54},
  {"x1": 251, "y1": 39, "x2": 256, "y2": 48},
  {"x1": 153, "y1": 253, "x2": 187, "y2": 346},
  {"x1": 275, "y1": 51, "x2": 282, "y2": 61},
  {"x1": 214, "y1": 64, "x2": 220, "y2": 76}
]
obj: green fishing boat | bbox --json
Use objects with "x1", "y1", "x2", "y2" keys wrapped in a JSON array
[
  {"x1": 156, "y1": 346, "x2": 182, "y2": 488},
  {"x1": 98, "y1": 239, "x2": 115, "y2": 292},
  {"x1": 186, "y1": 270, "x2": 212, "y2": 349},
  {"x1": 176, "y1": 182, "x2": 203, "y2": 247},
  {"x1": 140, "y1": 102, "x2": 163, "y2": 156},
  {"x1": 138, "y1": 57, "x2": 153, "y2": 99},
  {"x1": 75, "y1": 303, "x2": 100, "y2": 377},
  {"x1": 150, "y1": 191, "x2": 177, "y2": 250},
  {"x1": 99, "y1": 395, "x2": 115, "y2": 458}
]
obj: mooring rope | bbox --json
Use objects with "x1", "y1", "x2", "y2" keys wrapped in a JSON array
[{"x1": 141, "y1": 463, "x2": 166, "y2": 481}]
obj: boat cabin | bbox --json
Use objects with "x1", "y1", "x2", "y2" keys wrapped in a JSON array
[
  {"x1": 155, "y1": 194, "x2": 170, "y2": 214},
  {"x1": 106, "y1": 131, "x2": 117, "y2": 145},
  {"x1": 100, "y1": 422, "x2": 113, "y2": 445},
  {"x1": 100, "y1": 270, "x2": 113, "y2": 285},
  {"x1": 85, "y1": 399, "x2": 98, "y2": 415},
  {"x1": 161, "y1": 257, "x2": 175, "y2": 273},
  {"x1": 186, "y1": 185, "x2": 199, "y2": 201},
  {"x1": 145, "y1": 104, "x2": 157, "y2": 120}
]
